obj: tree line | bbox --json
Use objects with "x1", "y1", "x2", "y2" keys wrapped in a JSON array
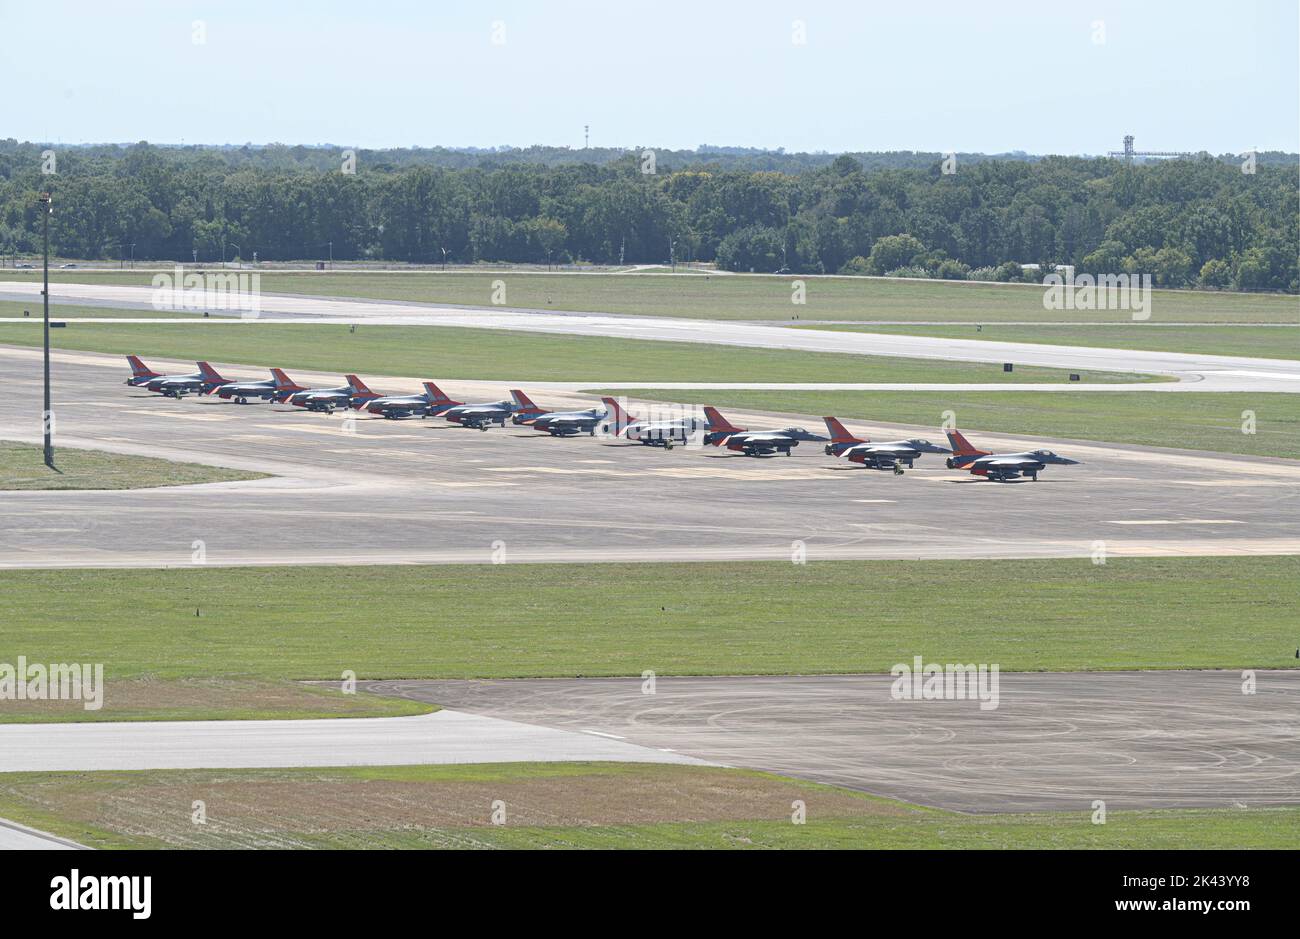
[{"x1": 0, "y1": 140, "x2": 1295, "y2": 291}]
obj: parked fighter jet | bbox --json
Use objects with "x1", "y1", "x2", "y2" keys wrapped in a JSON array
[
  {"x1": 128, "y1": 358, "x2": 231, "y2": 398},
  {"x1": 125, "y1": 355, "x2": 162, "y2": 387},
  {"x1": 364, "y1": 382, "x2": 461, "y2": 419},
  {"x1": 513, "y1": 391, "x2": 606, "y2": 436},
  {"x1": 440, "y1": 385, "x2": 539, "y2": 430},
  {"x1": 822, "y1": 417, "x2": 950, "y2": 472},
  {"x1": 945, "y1": 430, "x2": 1080, "y2": 482},
  {"x1": 601, "y1": 397, "x2": 703, "y2": 448},
  {"x1": 702, "y1": 407, "x2": 827, "y2": 456},
  {"x1": 287, "y1": 375, "x2": 379, "y2": 413},
  {"x1": 216, "y1": 368, "x2": 305, "y2": 404}
]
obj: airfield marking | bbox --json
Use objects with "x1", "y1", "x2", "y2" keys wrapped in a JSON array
[
  {"x1": 5, "y1": 528, "x2": 87, "y2": 534},
  {"x1": 132, "y1": 410, "x2": 236, "y2": 422},
  {"x1": 647, "y1": 466, "x2": 837, "y2": 480},
  {"x1": 250, "y1": 423, "x2": 425, "y2": 439},
  {"x1": 1167, "y1": 479, "x2": 1297, "y2": 488},
  {"x1": 485, "y1": 466, "x2": 642, "y2": 477},
  {"x1": 1107, "y1": 519, "x2": 1245, "y2": 525}
]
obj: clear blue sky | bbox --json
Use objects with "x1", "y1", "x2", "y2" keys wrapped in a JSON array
[{"x1": 6, "y1": 0, "x2": 1297, "y2": 154}]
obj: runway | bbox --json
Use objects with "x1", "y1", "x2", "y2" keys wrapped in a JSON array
[
  {"x1": 2, "y1": 280, "x2": 1298, "y2": 392},
  {"x1": 360, "y1": 671, "x2": 1300, "y2": 813},
  {"x1": 0, "y1": 817, "x2": 85, "y2": 850},
  {"x1": 2, "y1": 346, "x2": 1298, "y2": 568},
  {"x1": 0, "y1": 709, "x2": 707, "y2": 773}
]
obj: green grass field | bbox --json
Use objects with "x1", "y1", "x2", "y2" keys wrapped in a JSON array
[
  {"x1": 4, "y1": 269, "x2": 1294, "y2": 324},
  {"x1": 0, "y1": 311, "x2": 1154, "y2": 385},
  {"x1": 0, "y1": 440, "x2": 268, "y2": 490},
  {"x1": 602, "y1": 389, "x2": 1300, "y2": 458},
  {"x1": 2, "y1": 559, "x2": 1293, "y2": 719},
  {"x1": 0, "y1": 762, "x2": 1291, "y2": 849},
  {"x1": 803, "y1": 322, "x2": 1300, "y2": 360}
]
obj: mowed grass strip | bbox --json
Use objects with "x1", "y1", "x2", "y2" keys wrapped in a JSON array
[
  {"x1": 0, "y1": 315, "x2": 1150, "y2": 384},
  {"x1": 0, "y1": 677, "x2": 430, "y2": 724},
  {"x1": 596, "y1": 389, "x2": 1300, "y2": 458},
  {"x1": 5, "y1": 270, "x2": 1294, "y2": 324},
  {"x1": 2, "y1": 559, "x2": 1295, "y2": 694},
  {"x1": 0, "y1": 762, "x2": 1292, "y2": 850},
  {"x1": 0, "y1": 440, "x2": 268, "y2": 490},
  {"x1": 802, "y1": 322, "x2": 1300, "y2": 360},
  {"x1": 0, "y1": 299, "x2": 198, "y2": 320}
]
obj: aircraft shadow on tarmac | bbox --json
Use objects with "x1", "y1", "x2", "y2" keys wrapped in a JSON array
[{"x1": 945, "y1": 476, "x2": 1066, "y2": 484}]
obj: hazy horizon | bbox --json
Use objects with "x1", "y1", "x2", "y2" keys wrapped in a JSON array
[
  {"x1": 7, "y1": 140, "x2": 1299, "y2": 159},
  {"x1": 5, "y1": 0, "x2": 1296, "y2": 155}
]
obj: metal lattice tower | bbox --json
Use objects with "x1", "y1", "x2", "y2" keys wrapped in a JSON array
[{"x1": 1107, "y1": 135, "x2": 1192, "y2": 162}]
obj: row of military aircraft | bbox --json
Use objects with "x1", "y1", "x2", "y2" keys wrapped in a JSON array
[{"x1": 124, "y1": 356, "x2": 1081, "y2": 481}]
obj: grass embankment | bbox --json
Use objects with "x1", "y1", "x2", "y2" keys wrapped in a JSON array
[{"x1": 0, "y1": 762, "x2": 1292, "y2": 850}]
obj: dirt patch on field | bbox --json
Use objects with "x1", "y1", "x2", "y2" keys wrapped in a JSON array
[
  {"x1": 0, "y1": 677, "x2": 425, "y2": 722},
  {"x1": 0, "y1": 764, "x2": 913, "y2": 848}
]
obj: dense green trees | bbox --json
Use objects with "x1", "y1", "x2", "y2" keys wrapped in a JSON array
[{"x1": 0, "y1": 140, "x2": 1294, "y2": 291}]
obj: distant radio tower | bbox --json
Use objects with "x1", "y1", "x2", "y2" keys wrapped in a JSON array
[
  {"x1": 584, "y1": 125, "x2": 589, "y2": 149},
  {"x1": 1107, "y1": 134, "x2": 1192, "y2": 162}
]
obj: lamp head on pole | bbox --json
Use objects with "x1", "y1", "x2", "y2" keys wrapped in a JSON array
[{"x1": 37, "y1": 192, "x2": 52, "y2": 212}]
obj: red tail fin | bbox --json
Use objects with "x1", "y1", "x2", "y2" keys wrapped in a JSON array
[
  {"x1": 601, "y1": 396, "x2": 637, "y2": 430},
  {"x1": 270, "y1": 368, "x2": 302, "y2": 391},
  {"x1": 703, "y1": 406, "x2": 744, "y2": 433},
  {"x1": 946, "y1": 429, "x2": 988, "y2": 457},
  {"x1": 823, "y1": 416, "x2": 863, "y2": 444},
  {"x1": 510, "y1": 389, "x2": 542, "y2": 414},
  {"x1": 422, "y1": 382, "x2": 460, "y2": 405},
  {"x1": 346, "y1": 375, "x2": 377, "y2": 398},
  {"x1": 196, "y1": 361, "x2": 226, "y2": 383},
  {"x1": 126, "y1": 355, "x2": 158, "y2": 378}
]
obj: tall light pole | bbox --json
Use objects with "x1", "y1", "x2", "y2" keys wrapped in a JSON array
[{"x1": 39, "y1": 192, "x2": 53, "y2": 468}]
